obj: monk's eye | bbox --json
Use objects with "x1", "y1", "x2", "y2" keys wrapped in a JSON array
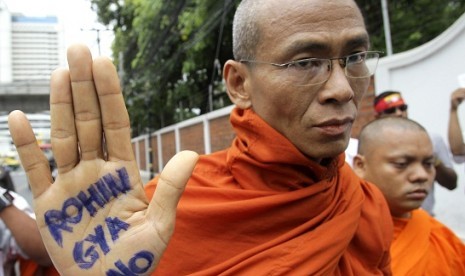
[
  {"x1": 392, "y1": 161, "x2": 407, "y2": 169},
  {"x1": 424, "y1": 160, "x2": 434, "y2": 168}
]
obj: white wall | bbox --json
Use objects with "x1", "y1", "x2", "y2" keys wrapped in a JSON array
[{"x1": 374, "y1": 13, "x2": 465, "y2": 240}]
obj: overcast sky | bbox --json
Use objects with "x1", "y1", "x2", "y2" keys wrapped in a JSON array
[{"x1": 3, "y1": 0, "x2": 113, "y2": 58}]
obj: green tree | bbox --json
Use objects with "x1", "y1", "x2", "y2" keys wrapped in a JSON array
[
  {"x1": 357, "y1": 0, "x2": 465, "y2": 53},
  {"x1": 91, "y1": 0, "x2": 238, "y2": 136}
]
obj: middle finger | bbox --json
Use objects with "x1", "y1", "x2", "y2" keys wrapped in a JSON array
[{"x1": 67, "y1": 44, "x2": 104, "y2": 161}]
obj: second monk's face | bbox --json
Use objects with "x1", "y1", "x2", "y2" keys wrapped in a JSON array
[{"x1": 361, "y1": 128, "x2": 435, "y2": 218}]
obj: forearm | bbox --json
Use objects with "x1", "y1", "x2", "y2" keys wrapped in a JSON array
[
  {"x1": 0, "y1": 206, "x2": 52, "y2": 266},
  {"x1": 449, "y1": 108, "x2": 465, "y2": 155},
  {"x1": 434, "y1": 162, "x2": 457, "y2": 190}
]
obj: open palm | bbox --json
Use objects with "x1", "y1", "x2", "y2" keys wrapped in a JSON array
[{"x1": 8, "y1": 44, "x2": 198, "y2": 275}]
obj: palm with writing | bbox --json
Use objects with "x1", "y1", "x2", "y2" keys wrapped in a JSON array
[{"x1": 8, "y1": 44, "x2": 198, "y2": 275}]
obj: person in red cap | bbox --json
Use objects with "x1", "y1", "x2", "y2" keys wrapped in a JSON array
[
  {"x1": 373, "y1": 91, "x2": 408, "y2": 118},
  {"x1": 346, "y1": 90, "x2": 457, "y2": 216}
]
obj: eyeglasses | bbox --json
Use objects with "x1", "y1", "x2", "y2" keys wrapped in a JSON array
[
  {"x1": 240, "y1": 51, "x2": 382, "y2": 86},
  {"x1": 382, "y1": 104, "x2": 408, "y2": 114}
]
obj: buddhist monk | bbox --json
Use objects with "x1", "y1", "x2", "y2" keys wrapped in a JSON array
[{"x1": 354, "y1": 117, "x2": 465, "y2": 275}]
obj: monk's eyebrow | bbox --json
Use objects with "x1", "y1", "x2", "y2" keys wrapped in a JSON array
[
  {"x1": 283, "y1": 34, "x2": 371, "y2": 58},
  {"x1": 343, "y1": 35, "x2": 370, "y2": 51},
  {"x1": 285, "y1": 41, "x2": 329, "y2": 55},
  {"x1": 425, "y1": 155, "x2": 435, "y2": 162}
]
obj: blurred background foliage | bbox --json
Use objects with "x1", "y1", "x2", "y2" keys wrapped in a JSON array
[{"x1": 90, "y1": 0, "x2": 465, "y2": 136}]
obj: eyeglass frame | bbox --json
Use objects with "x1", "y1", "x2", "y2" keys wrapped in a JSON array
[{"x1": 240, "y1": 50, "x2": 383, "y2": 86}]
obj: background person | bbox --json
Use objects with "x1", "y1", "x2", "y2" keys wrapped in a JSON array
[
  {"x1": 347, "y1": 91, "x2": 457, "y2": 216},
  {"x1": 353, "y1": 117, "x2": 465, "y2": 275},
  {"x1": 8, "y1": 0, "x2": 393, "y2": 275},
  {"x1": 448, "y1": 88, "x2": 465, "y2": 166},
  {"x1": 0, "y1": 185, "x2": 53, "y2": 275}
]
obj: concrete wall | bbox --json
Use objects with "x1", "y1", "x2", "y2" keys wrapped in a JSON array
[{"x1": 374, "y1": 13, "x2": 465, "y2": 240}]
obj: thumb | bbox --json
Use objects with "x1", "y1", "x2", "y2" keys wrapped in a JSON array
[{"x1": 147, "y1": 151, "x2": 199, "y2": 237}]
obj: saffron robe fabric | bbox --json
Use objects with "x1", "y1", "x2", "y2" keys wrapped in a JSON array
[
  {"x1": 391, "y1": 209, "x2": 465, "y2": 276},
  {"x1": 19, "y1": 258, "x2": 60, "y2": 276},
  {"x1": 145, "y1": 108, "x2": 393, "y2": 275}
]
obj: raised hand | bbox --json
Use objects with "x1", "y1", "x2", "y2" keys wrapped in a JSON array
[
  {"x1": 451, "y1": 88, "x2": 465, "y2": 110},
  {"x1": 8, "y1": 44, "x2": 198, "y2": 275}
]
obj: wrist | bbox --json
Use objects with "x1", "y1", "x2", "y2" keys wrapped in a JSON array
[{"x1": 0, "y1": 187, "x2": 14, "y2": 213}]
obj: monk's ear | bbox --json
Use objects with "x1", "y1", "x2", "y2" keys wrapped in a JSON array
[
  {"x1": 352, "y1": 154, "x2": 367, "y2": 178},
  {"x1": 223, "y1": 60, "x2": 252, "y2": 109}
]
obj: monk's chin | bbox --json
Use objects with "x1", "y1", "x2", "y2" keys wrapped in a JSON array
[
  {"x1": 320, "y1": 144, "x2": 347, "y2": 159},
  {"x1": 391, "y1": 202, "x2": 424, "y2": 218}
]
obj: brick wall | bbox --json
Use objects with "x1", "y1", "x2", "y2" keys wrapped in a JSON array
[
  {"x1": 161, "y1": 132, "x2": 176, "y2": 168},
  {"x1": 150, "y1": 136, "x2": 158, "y2": 173},
  {"x1": 137, "y1": 140, "x2": 147, "y2": 170},
  {"x1": 180, "y1": 123, "x2": 205, "y2": 154},
  {"x1": 351, "y1": 77, "x2": 376, "y2": 138},
  {"x1": 209, "y1": 116, "x2": 235, "y2": 153}
]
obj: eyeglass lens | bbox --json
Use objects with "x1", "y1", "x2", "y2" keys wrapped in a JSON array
[
  {"x1": 383, "y1": 104, "x2": 408, "y2": 114},
  {"x1": 289, "y1": 52, "x2": 379, "y2": 86}
]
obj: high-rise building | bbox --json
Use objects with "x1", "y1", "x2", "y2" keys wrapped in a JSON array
[
  {"x1": 11, "y1": 15, "x2": 61, "y2": 81},
  {"x1": 0, "y1": 0, "x2": 64, "y2": 113},
  {"x1": 0, "y1": 0, "x2": 63, "y2": 82},
  {"x1": 0, "y1": 0, "x2": 13, "y2": 83}
]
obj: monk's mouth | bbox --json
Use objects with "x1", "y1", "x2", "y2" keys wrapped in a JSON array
[{"x1": 406, "y1": 190, "x2": 428, "y2": 200}]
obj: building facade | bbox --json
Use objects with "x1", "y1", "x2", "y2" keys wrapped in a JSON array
[
  {"x1": 10, "y1": 15, "x2": 61, "y2": 81},
  {"x1": 0, "y1": 0, "x2": 64, "y2": 113}
]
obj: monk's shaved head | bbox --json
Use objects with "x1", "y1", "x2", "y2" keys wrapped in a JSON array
[
  {"x1": 232, "y1": 0, "x2": 364, "y2": 60},
  {"x1": 358, "y1": 117, "x2": 427, "y2": 155},
  {"x1": 354, "y1": 117, "x2": 435, "y2": 218}
]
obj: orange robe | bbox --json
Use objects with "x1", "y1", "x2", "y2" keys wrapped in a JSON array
[
  {"x1": 145, "y1": 108, "x2": 393, "y2": 275},
  {"x1": 18, "y1": 257, "x2": 60, "y2": 276},
  {"x1": 391, "y1": 209, "x2": 465, "y2": 276}
]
